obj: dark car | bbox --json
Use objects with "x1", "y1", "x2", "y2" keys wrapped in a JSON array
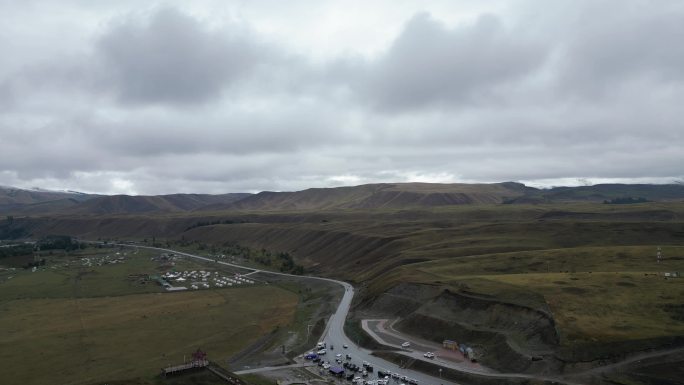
[
  {"x1": 366, "y1": 366, "x2": 373, "y2": 372},
  {"x1": 346, "y1": 374, "x2": 355, "y2": 380}
]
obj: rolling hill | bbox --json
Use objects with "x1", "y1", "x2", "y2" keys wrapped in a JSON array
[
  {"x1": 65, "y1": 193, "x2": 252, "y2": 214},
  {"x1": 3, "y1": 182, "x2": 684, "y2": 215},
  {"x1": 0, "y1": 186, "x2": 97, "y2": 206},
  {"x1": 203, "y1": 182, "x2": 533, "y2": 211},
  {"x1": 0, "y1": 187, "x2": 252, "y2": 215},
  {"x1": 506, "y1": 183, "x2": 684, "y2": 204}
]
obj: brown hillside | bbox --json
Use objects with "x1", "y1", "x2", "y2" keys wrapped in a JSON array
[
  {"x1": 64, "y1": 193, "x2": 251, "y2": 215},
  {"x1": 207, "y1": 182, "x2": 529, "y2": 211},
  {"x1": 0, "y1": 186, "x2": 96, "y2": 206}
]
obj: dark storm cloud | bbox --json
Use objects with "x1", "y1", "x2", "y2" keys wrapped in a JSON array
[
  {"x1": 357, "y1": 13, "x2": 548, "y2": 111},
  {"x1": 98, "y1": 7, "x2": 264, "y2": 105}
]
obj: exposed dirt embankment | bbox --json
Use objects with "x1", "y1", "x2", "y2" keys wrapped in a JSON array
[
  {"x1": 359, "y1": 284, "x2": 560, "y2": 373},
  {"x1": 419, "y1": 290, "x2": 559, "y2": 348}
]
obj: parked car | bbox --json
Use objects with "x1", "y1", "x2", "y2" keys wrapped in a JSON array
[
  {"x1": 362, "y1": 370, "x2": 368, "y2": 377},
  {"x1": 423, "y1": 352, "x2": 435, "y2": 358},
  {"x1": 391, "y1": 373, "x2": 400, "y2": 379},
  {"x1": 317, "y1": 349, "x2": 327, "y2": 355},
  {"x1": 346, "y1": 354, "x2": 352, "y2": 360},
  {"x1": 346, "y1": 373, "x2": 355, "y2": 380},
  {"x1": 401, "y1": 342, "x2": 411, "y2": 348},
  {"x1": 343, "y1": 344, "x2": 349, "y2": 348}
]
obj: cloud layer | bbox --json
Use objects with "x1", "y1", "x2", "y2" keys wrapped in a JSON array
[{"x1": 0, "y1": 0, "x2": 682, "y2": 194}]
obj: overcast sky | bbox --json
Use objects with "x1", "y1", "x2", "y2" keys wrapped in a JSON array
[{"x1": 1, "y1": 0, "x2": 682, "y2": 194}]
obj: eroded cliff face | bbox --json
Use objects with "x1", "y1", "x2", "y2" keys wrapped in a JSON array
[{"x1": 357, "y1": 283, "x2": 559, "y2": 373}]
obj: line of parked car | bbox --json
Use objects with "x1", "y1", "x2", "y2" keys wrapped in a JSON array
[{"x1": 305, "y1": 342, "x2": 419, "y2": 385}]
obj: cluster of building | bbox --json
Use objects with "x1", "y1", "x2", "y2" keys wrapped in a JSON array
[
  {"x1": 80, "y1": 253, "x2": 126, "y2": 267},
  {"x1": 160, "y1": 270, "x2": 255, "y2": 291}
]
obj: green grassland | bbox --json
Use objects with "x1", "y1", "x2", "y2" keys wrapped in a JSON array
[
  {"x1": 6, "y1": 201, "x2": 684, "y2": 368},
  {"x1": 0, "y1": 248, "x2": 301, "y2": 385}
]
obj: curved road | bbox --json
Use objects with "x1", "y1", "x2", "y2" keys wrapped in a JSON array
[{"x1": 111, "y1": 243, "x2": 588, "y2": 385}]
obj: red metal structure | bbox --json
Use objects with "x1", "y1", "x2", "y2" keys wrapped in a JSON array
[{"x1": 192, "y1": 349, "x2": 207, "y2": 363}]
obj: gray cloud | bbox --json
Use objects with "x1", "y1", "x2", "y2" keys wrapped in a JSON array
[
  {"x1": 357, "y1": 13, "x2": 548, "y2": 111},
  {"x1": 555, "y1": 1, "x2": 684, "y2": 98},
  {"x1": 98, "y1": 7, "x2": 265, "y2": 105},
  {"x1": 0, "y1": 1, "x2": 683, "y2": 195}
]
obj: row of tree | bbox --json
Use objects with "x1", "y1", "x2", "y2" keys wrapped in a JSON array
[{"x1": 603, "y1": 197, "x2": 651, "y2": 204}]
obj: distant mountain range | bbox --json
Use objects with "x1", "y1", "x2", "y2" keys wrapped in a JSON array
[{"x1": 1, "y1": 182, "x2": 683, "y2": 216}]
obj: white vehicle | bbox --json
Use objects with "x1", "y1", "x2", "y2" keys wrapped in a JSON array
[
  {"x1": 322, "y1": 363, "x2": 331, "y2": 369},
  {"x1": 317, "y1": 341, "x2": 326, "y2": 349},
  {"x1": 391, "y1": 373, "x2": 400, "y2": 379},
  {"x1": 423, "y1": 352, "x2": 435, "y2": 358},
  {"x1": 401, "y1": 341, "x2": 411, "y2": 348},
  {"x1": 377, "y1": 380, "x2": 388, "y2": 385},
  {"x1": 353, "y1": 377, "x2": 362, "y2": 384},
  {"x1": 343, "y1": 344, "x2": 349, "y2": 348},
  {"x1": 317, "y1": 349, "x2": 326, "y2": 355},
  {"x1": 336, "y1": 353, "x2": 342, "y2": 358}
]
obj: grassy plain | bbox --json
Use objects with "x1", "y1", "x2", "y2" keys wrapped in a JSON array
[{"x1": 0, "y1": 248, "x2": 299, "y2": 385}]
